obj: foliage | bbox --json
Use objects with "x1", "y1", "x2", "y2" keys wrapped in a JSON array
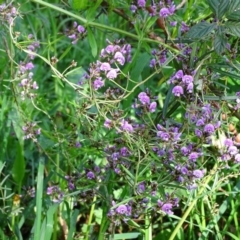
[{"x1": 0, "y1": 0, "x2": 240, "y2": 239}]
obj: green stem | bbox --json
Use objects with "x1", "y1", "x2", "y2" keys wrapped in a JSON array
[
  {"x1": 31, "y1": 0, "x2": 179, "y2": 54},
  {"x1": 86, "y1": 195, "x2": 97, "y2": 240},
  {"x1": 169, "y1": 164, "x2": 218, "y2": 240}
]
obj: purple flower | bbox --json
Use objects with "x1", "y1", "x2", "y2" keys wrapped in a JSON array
[
  {"x1": 77, "y1": 25, "x2": 85, "y2": 33},
  {"x1": 116, "y1": 205, "x2": 127, "y2": 215},
  {"x1": 120, "y1": 147, "x2": 129, "y2": 156},
  {"x1": 182, "y1": 75, "x2": 193, "y2": 85},
  {"x1": 100, "y1": 62, "x2": 111, "y2": 71},
  {"x1": 170, "y1": 21, "x2": 177, "y2": 26},
  {"x1": 93, "y1": 77, "x2": 104, "y2": 90},
  {"x1": 168, "y1": 4, "x2": 175, "y2": 15},
  {"x1": 158, "y1": 200, "x2": 173, "y2": 215},
  {"x1": 196, "y1": 119, "x2": 205, "y2": 126},
  {"x1": 157, "y1": 131, "x2": 170, "y2": 141},
  {"x1": 114, "y1": 52, "x2": 125, "y2": 65},
  {"x1": 175, "y1": 70, "x2": 183, "y2": 79},
  {"x1": 150, "y1": 59, "x2": 156, "y2": 68},
  {"x1": 172, "y1": 85, "x2": 184, "y2": 97},
  {"x1": 203, "y1": 124, "x2": 215, "y2": 135},
  {"x1": 138, "y1": 92, "x2": 150, "y2": 105},
  {"x1": 137, "y1": 182, "x2": 145, "y2": 193},
  {"x1": 228, "y1": 146, "x2": 238, "y2": 155},
  {"x1": 181, "y1": 21, "x2": 190, "y2": 33},
  {"x1": 193, "y1": 169, "x2": 204, "y2": 179},
  {"x1": 234, "y1": 154, "x2": 240, "y2": 162},
  {"x1": 224, "y1": 138, "x2": 233, "y2": 147},
  {"x1": 106, "y1": 69, "x2": 118, "y2": 79},
  {"x1": 137, "y1": 0, "x2": 146, "y2": 7},
  {"x1": 181, "y1": 167, "x2": 188, "y2": 175},
  {"x1": 159, "y1": 8, "x2": 170, "y2": 17},
  {"x1": 181, "y1": 146, "x2": 189, "y2": 156},
  {"x1": 195, "y1": 129, "x2": 202, "y2": 137},
  {"x1": 149, "y1": 102, "x2": 157, "y2": 112},
  {"x1": 130, "y1": 4, "x2": 137, "y2": 13},
  {"x1": 120, "y1": 120, "x2": 134, "y2": 133},
  {"x1": 104, "y1": 118, "x2": 112, "y2": 129},
  {"x1": 189, "y1": 152, "x2": 199, "y2": 161},
  {"x1": 187, "y1": 83, "x2": 193, "y2": 93},
  {"x1": 87, "y1": 171, "x2": 95, "y2": 179},
  {"x1": 105, "y1": 44, "x2": 115, "y2": 54}
]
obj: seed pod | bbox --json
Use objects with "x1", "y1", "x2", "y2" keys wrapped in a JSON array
[
  {"x1": 229, "y1": 123, "x2": 235, "y2": 132},
  {"x1": 221, "y1": 113, "x2": 227, "y2": 121},
  {"x1": 235, "y1": 134, "x2": 240, "y2": 143}
]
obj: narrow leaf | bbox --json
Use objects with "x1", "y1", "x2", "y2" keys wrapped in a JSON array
[
  {"x1": 12, "y1": 142, "x2": 25, "y2": 188},
  {"x1": 87, "y1": 27, "x2": 97, "y2": 58},
  {"x1": 186, "y1": 22, "x2": 216, "y2": 39}
]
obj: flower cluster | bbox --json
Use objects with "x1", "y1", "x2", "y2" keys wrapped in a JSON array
[
  {"x1": 130, "y1": 0, "x2": 176, "y2": 17},
  {"x1": 0, "y1": 3, "x2": 18, "y2": 25},
  {"x1": 157, "y1": 194, "x2": 179, "y2": 215},
  {"x1": 22, "y1": 122, "x2": 41, "y2": 142},
  {"x1": 65, "y1": 21, "x2": 86, "y2": 44},
  {"x1": 83, "y1": 39, "x2": 132, "y2": 90},
  {"x1": 219, "y1": 138, "x2": 240, "y2": 164},
  {"x1": 47, "y1": 185, "x2": 64, "y2": 203},
  {"x1": 17, "y1": 34, "x2": 40, "y2": 100},
  {"x1": 169, "y1": 70, "x2": 194, "y2": 97},
  {"x1": 185, "y1": 103, "x2": 221, "y2": 138},
  {"x1": 133, "y1": 91, "x2": 157, "y2": 113},
  {"x1": 150, "y1": 48, "x2": 168, "y2": 68}
]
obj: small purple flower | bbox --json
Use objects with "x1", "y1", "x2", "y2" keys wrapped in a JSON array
[
  {"x1": 187, "y1": 83, "x2": 193, "y2": 93},
  {"x1": 195, "y1": 129, "x2": 202, "y2": 137},
  {"x1": 105, "y1": 45, "x2": 115, "y2": 54},
  {"x1": 93, "y1": 77, "x2": 104, "y2": 90},
  {"x1": 193, "y1": 169, "x2": 204, "y2": 179},
  {"x1": 182, "y1": 75, "x2": 193, "y2": 85},
  {"x1": 114, "y1": 51, "x2": 125, "y2": 65},
  {"x1": 150, "y1": 59, "x2": 156, "y2": 68},
  {"x1": 175, "y1": 70, "x2": 183, "y2": 79},
  {"x1": 130, "y1": 4, "x2": 137, "y2": 13},
  {"x1": 77, "y1": 25, "x2": 85, "y2": 33},
  {"x1": 159, "y1": 8, "x2": 170, "y2": 17},
  {"x1": 120, "y1": 120, "x2": 134, "y2": 133},
  {"x1": 181, "y1": 167, "x2": 188, "y2": 175},
  {"x1": 224, "y1": 138, "x2": 233, "y2": 147},
  {"x1": 170, "y1": 21, "x2": 177, "y2": 26},
  {"x1": 196, "y1": 119, "x2": 205, "y2": 126},
  {"x1": 203, "y1": 124, "x2": 215, "y2": 135},
  {"x1": 168, "y1": 4, "x2": 176, "y2": 15},
  {"x1": 181, "y1": 146, "x2": 189, "y2": 156},
  {"x1": 234, "y1": 154, "x2": 240, "y2": 162},
  {"x1": 137, "y1": 0, "x2": 146, "y2": 7},
  {"x1": 157, "y1": 131, "x2": 170, "y2": 141},
  {"x1": 138, "y1": 92, "x2": 150, "y2": 105},
  {"x1": 116, "y1": 205, "x2": 127, "y2": 215},
  {"x1": 228, "y1": 146, "x2": 238, "y2": 155},
  {"x1": 172, "y1": 85, "x2": 184, "y2": 97},
  {"x1": 100, "y1": 62, "x2": 111, "y2": 71},
  {"x1": 189, "y1": 152, "x2": 199, "y2": 161},
  {"x1": 120, "y1": 147, "x2": 129, "y2": 156},
  {"x1": 149, "y1": 102, "x2": 157, "y2": 112},
  {"x1": 106, "y1": 69, "x2": 118, "y2": 79},
  {"x1": 158, "y1": 200, "x2": 173, "y2": 215},
  {"x1": 87, "y1": 171, "x2": 95, "y2": 179},
  {"x1": 104, "y1": 118, "x2": 112, "y2": 129}
]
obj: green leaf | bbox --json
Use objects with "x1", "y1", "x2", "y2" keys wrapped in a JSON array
[
  {"x1": 207, "y1": 0, "x2": 230, "y2": 19},
  {"x1": 71, "y1": 0, "x2": 88, "y2": 10},
  {"x1": 214, "y1": 34, "x2": 227, "y2": 54},
  {"x1": 226, "y1": 22, "x2": 240, "y2": 37},
  {"x1": 87, "y1": 27, "x2": 97, "y2": 58},
  {"x1": 226, "y1": 0, "x2": 240, "y2": 20},
  {"x1": 12, "y1": 142, "x2": 25, "y2": 188},
  {"x1": 186, "y1": 22, "x2": 217, "y2": 39}
]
